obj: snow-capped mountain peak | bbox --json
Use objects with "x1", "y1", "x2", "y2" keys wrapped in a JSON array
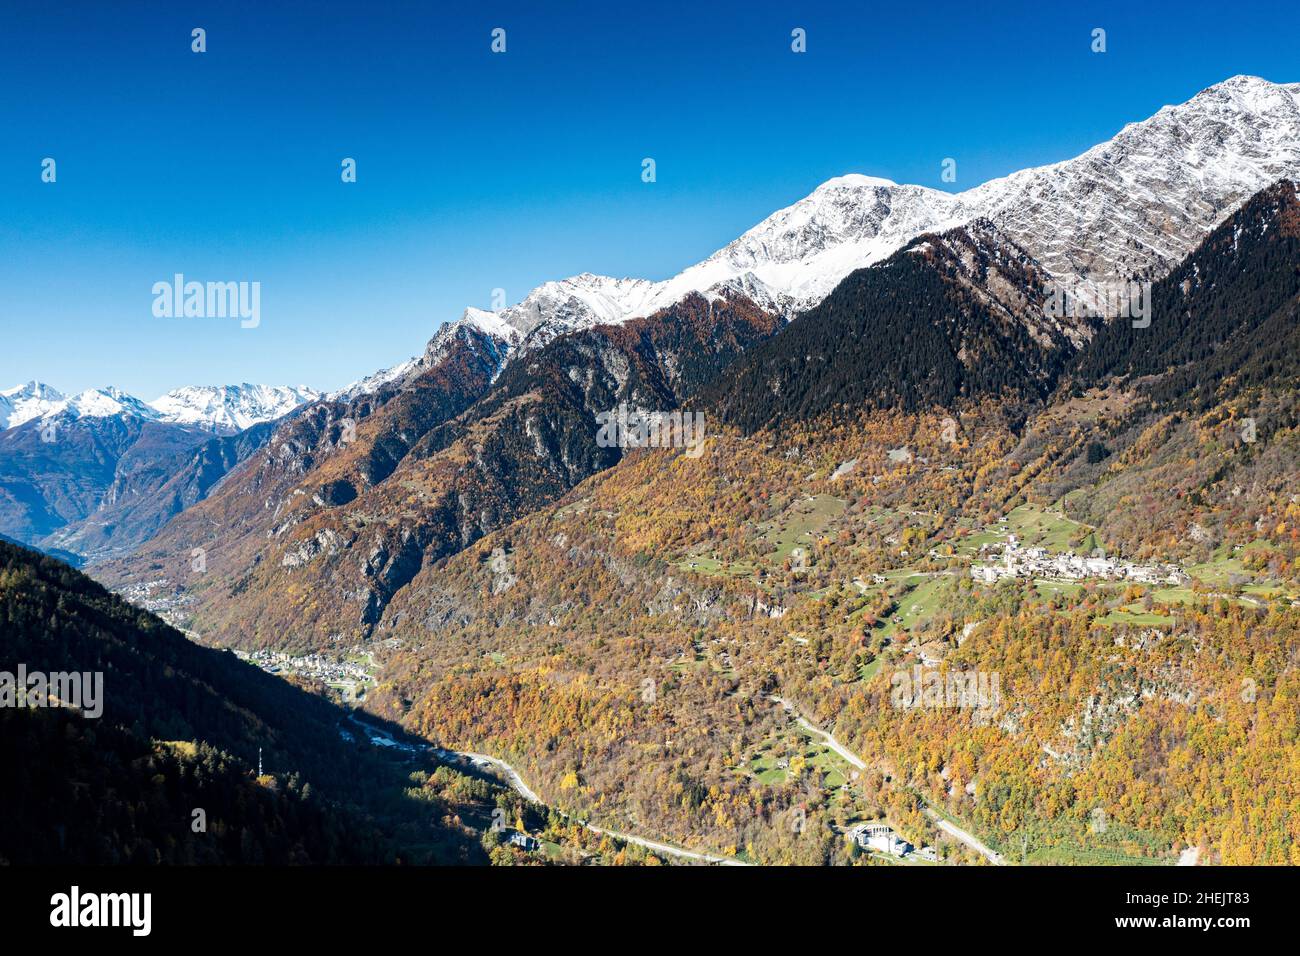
[
  {"x1": 8, "y1": 385, "x2": 161, "y2": 427},
  {"x1": 461, "y1": 306, "x2": 527, "y2": 343},
  {"x1": 328, "y1": 357, "x2": 425, "y2": 402},
  {"x1": 483, "y1": 274, "x2": 658, "y2": 339},
  {"x1": 338, "y1": 75, "x2": 1300, "y2": 403},
  {"x1": 327, "y1": 310, "x2": 524, "y2": 402},
  {"x1": 419, "y1": 173, "x2": 971, "y2": 356},
  {"x1": 966, "y1": 73, "x2": 1300, "y2": 284},
  {"x1": 0, "y1": 381, "x2": 66, "y2": 428},
  {"x1": 1, "y1": 382, "x2": 319, "y2": 433},
  {"x1": 496, "y1": 74, "x2": 1300, "y2": 330},
  {"x1": 652, "y1": 174, "x2": 969, "y2": 315},
  {"x1": 148, "y1": 384, "x2": 321, "y2": 432},
  {"x1": 65, "y1": 387, "x2": 162, "y2": 422}
]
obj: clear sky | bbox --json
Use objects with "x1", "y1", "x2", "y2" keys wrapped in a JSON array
[{"x1": 1, "y1": 0, "x2": 1297, "y2": 397}]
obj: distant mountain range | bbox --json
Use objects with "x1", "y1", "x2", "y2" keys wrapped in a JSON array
[
  {"x1": 0, "y1": 381, "x2": 319, "y2": 433},
  {"x1": 0, "y1": 382, "x2": 319, "y2": 563}
]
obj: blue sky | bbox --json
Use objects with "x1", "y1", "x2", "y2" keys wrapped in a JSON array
[{"x1": 1, "y1": 0, "x2": 1297, "y2": 397}]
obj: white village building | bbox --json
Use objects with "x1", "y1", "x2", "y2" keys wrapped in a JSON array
[
  {"x1": 970, "y1": 541, "x2": 1189, "y2": 587},
  {"x1": 852, "y1": 823, "x2": 913, "y2": 857}
]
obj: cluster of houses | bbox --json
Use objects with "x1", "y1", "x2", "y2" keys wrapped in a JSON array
[
  {"x1": 235, "y1": 648, "x2": 372, "y2": 687},
  {"x1": 969, "y1": 536, "x2": 1190, "y2": 586},
  {"x1": 849, "y1": 823, "x2": 938, "y2": 862},
  {"x1": 118, "y1": 578, "x2": 193, "y2": 630}
]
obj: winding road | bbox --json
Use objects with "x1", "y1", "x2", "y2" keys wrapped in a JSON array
[
  {"x1": 771, "y1": 695, "x2": 867, "y2": 772},
  {"x1": 353, "y1": 703, "x2": 1003, "y2": 866},
  {"x1": 351, "y1": 718, "x2": 748, "y2": 866},
  {"x1": 454, "y1": 749, "x2": 749, "y2": 865},
  {"x1": 769, "y1": 695, "x2": 1005, "y2": 865}
]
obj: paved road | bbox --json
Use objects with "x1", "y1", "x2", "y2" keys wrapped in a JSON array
[
  {"x1": 771, "y1": 695, "x2": 866, "y2": 771},
  {"x1": 464, "y1": 752, "x2": 749, "y2": 865},
  {"x1": 585, "y1": 823, "x2": 749, "y2": 866},
  {"x1": 349, "y1": 716, "x2": 747, "y2": 865},
  {"x1": 445, "y1": 743, "x2": 749, "y2": 865},
  {"x1": 458, "y1": 751, "x2": 545, "y2": 804},
  {"x1": 359, "y1": 702, "x2": 1007, "y2": 866},
  {"x1": 770, "y1": 695, "x2": 1005, "y2": 866},
  {"x1": 923, "y1": 809, "x2": 1005, "y2": 865}
]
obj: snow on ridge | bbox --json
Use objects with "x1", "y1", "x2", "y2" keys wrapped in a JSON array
[
  {"x1": 961, "y1": 74, "x2": 1300, "y2": 283},
  {"x1": 0, "y1": 381, "x2": 66, "y2": 429},
  {"x1": 461, "y1": 306, "x2": 527, "y2": 343},
  {"x1": 52, "y1": 387, "x2": 162, "y2": 424},
  {"x1": 339, "y1": 75, "x2": 1300, "y2": 399},
  {"x1": 148, "y1": 384, "x2": 321, "y2": 432},
  {"x1": 328, "y1": 357, "x2": 423, "y2": 402},
  {"x1": 2, "y1": 382, "x2": 319, "y2": 432},
  {"x1": 487, "y1": 74, "x2": 1300, "y2": 336}
]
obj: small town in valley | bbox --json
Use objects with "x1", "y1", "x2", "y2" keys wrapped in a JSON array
[
  {"x1": 233, "y1": 648, "x2": 374, "y2": 701},
  {"x1": 969, "y1": 535, "x2": 1191, "y2": 586}
]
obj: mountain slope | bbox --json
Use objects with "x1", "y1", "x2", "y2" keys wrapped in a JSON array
[
  {"x1": 356, "y1": 179, "x2": 1300, "y2": 866},
  {"x1": 0, "y1": 538, "x2": 500, "y2": 864},
  {"x1": 706, "y1": 221, "x2": 1085, "y2": 434},
  {"x1": 101, "y1": 293, "x2": 780, "y2": 645},
  {"x1": 94, "y1": 313, "x2": 524, "y2": 633},
  {"x1": 971, "y1": 74, "x2": 1300, "y2": 286},
  {"x1": 1072, "y1": 179, "x2": 1300, "y2": 406},
  {"x1": 1024, "y1": 178, "x2": 1300, "y2": 557}
]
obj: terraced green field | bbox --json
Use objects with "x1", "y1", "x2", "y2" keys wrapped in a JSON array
[
  {"x1": 876, "y1": 574, "x2": 956, "y2": 638},
  {"x1": 859, "y1": 656, "x2": 884, "y2": 681},
  {"x1": 673, "y1": 554, "x2": 756, "y2": 578},
  {"x1": 956, "y1": 504, "x2": 1095, "y2": 556},
  {"x1": 747, "y1": 728, "x2": 860, "y2": 798},
  {"x1": 1034, "y1": 580, "x2": 1086, "y2": 600},
  {"x1": 1005, "y1": 504, "x2": 1097, "y2": 551},
  {"x1": 750, "y1": 755, "x2": 789, "y2": 785},
  {"x1": 759, "y1": 494, "x2": 848, "y2": 563},
  {"x1": 1097, "y1": 607, "x2": 1177, "y2": 627}
]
